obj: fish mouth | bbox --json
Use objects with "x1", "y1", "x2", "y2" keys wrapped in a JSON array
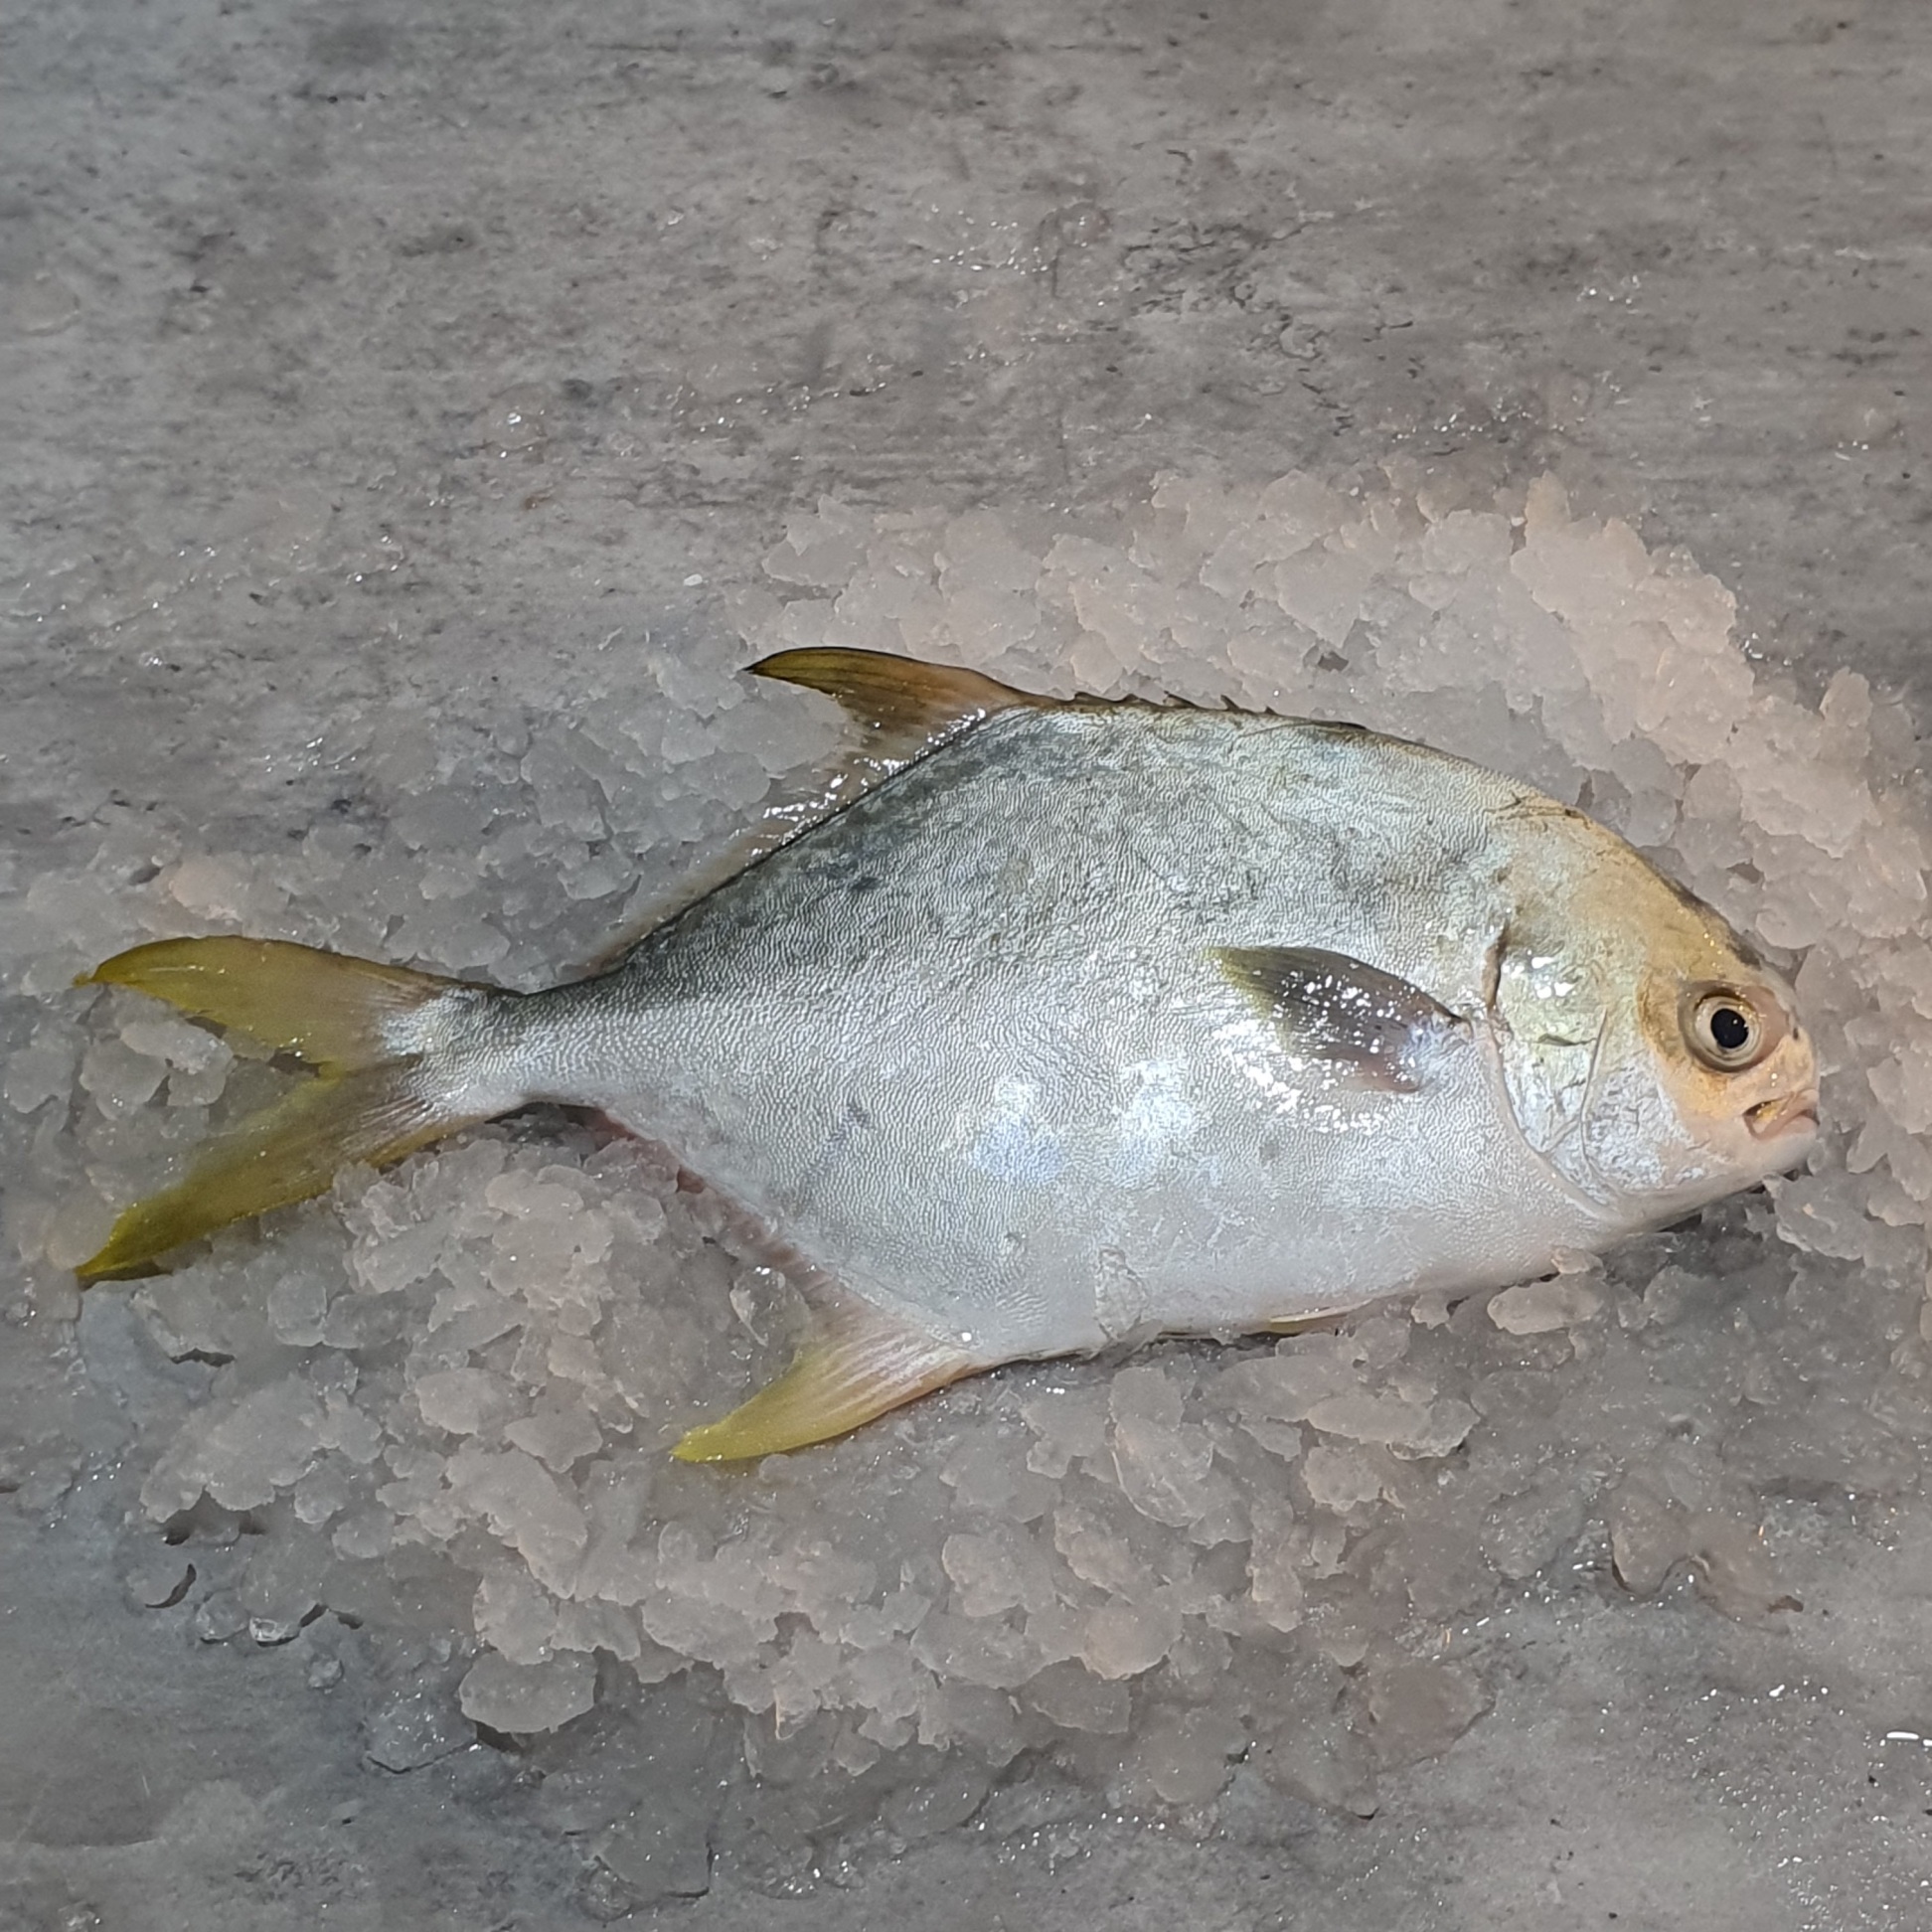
[{"x1": 1745, "y1": 1092, "x2": 1820, "y2": 1141}]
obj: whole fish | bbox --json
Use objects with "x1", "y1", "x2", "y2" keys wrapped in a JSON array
[{"x1": 76, "y1": 649, "x2": 1819, "y2": 1459}]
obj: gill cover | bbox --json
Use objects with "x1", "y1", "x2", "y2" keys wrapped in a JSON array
[{"x1": 1489, "y1": 932, "x2": 1610, "y2": 1200}]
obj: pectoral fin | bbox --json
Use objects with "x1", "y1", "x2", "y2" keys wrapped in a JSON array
[
  {"x1": 1214, "y1": 945, "x2": 1469, "y2": 1093},
  {"x1": 673, "y1": 1300, "x2": 983, "y2": 1462}
]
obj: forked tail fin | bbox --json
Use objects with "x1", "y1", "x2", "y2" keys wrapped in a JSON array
[{"x1": 75, "y1": 936, "x2": 514, "y2": 1281}]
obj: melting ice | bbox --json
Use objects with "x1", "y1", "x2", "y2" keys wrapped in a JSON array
[{"x1": 5, "y1": 467, "x2": 1930, "y2": 1894}]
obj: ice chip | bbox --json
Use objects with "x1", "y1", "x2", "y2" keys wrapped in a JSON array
[
  {"x1": 1079, "y1": 1595, "x2": 1183, "y2": 1681},
  {"x1": 1365, "y1": 1656, "x2": 1491, "y2": 1768},
  {"x1": 1022, "y1": 1384, "x2": 1108, "y2": 1476},
  {"x1": 1487, "y1": 1276, "x2": 1603, "y2": 1335},
  {"x1": 1301, "y1": 1445, "x2": 1383, "y2": 1513},
  {"x1": 79, "y1": 1036, "x2": 167, "y2": 1114},
  {"x1": 1023, "y1": 1661, "x2": 1132, "y2": 1734},
  {"x1": 414, "y1": 1366, "x2": 517, "y2": 1437},
  {"x1": 504, "y1": 1400, "x2": 603, "y2": 1470},
  {"x1": 459, "y1": 1649, "x2": 597, "y2": 1733},
  {"x1": 1133, "y1": 1708, "x2": 1242, "y2": 1807},
  {"x1": 446, "y1": 1445, "x2": 588, "y2": 1592},
  {"x1": 1305, "y1": 1389, "x2": 1478, "y2": 1459},
  {"x1": 941, "y1": 1524, "x2": 1054, "y2": 1620},
  {"x1": 364, "y1": 1683, "x2": 472, "y2": 1770},
  {"x1": 1246, "y1": 1497, "x2": 1306, "y2": 1634},
  {"x1": 474, "y1": 1564, "x2": 561, "y2": 1663},
  {"x1": 265, "y1": 1267, "x2": 331, "y2": 1347},
  {"x1": 141, "y1": 1376, "x2": 325, "y2": 1516},
  {"x1": 5, "y1": 1028, "x2": 79, "y2": 1114}
]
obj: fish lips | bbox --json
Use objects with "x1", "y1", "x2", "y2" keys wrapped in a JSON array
[{"x1": 1745, "y1": 1090, "x2": 1821, "y2": 1146}]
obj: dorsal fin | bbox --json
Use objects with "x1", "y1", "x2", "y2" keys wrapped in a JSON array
[
  {"x1": 579, "y1": 651, "x2": 1044, "y2": 973},
  {"x1": 750, "y1": 648, "x2": 1043, "y2": 769}
]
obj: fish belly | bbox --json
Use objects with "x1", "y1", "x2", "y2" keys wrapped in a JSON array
[{"x1": 591, "y1": 981, "x2": 1610, "y2": 1364}]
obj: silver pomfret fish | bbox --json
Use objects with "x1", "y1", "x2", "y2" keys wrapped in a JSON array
[{"x1": 75, "y1": 649, "x2": 1819, "y2": 1459}]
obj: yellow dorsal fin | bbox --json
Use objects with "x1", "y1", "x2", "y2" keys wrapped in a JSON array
[
  {"x1": 580, "y1": 651, "x2": 1044, "y2": 973},
  {"x1": 750, "y1": 648, "x2": 1042, "y2": 770},
  {"x1": 672, "y1": 1298, "x2": 983, "y2": 1462}
]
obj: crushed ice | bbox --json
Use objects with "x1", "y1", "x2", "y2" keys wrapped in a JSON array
[{"x1": 6, "y1": 467, "x2": 1931, "y2": 1888}]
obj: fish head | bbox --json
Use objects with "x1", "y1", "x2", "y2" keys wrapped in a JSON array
[
  {"x1": 1621, "y1": 949, "x2": 1819, "y2": 1199},
  {"x1": 1493, "y1": 825, "x2": 1819, "y2": 1219}
]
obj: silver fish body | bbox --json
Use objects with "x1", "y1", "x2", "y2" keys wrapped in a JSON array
[
  {"x1": 495, "y1": 703, "x2": 1786, "y2": 1359},
  {"x1": 79, "y1": 653, "x2": 1819, "y2": 1458}
]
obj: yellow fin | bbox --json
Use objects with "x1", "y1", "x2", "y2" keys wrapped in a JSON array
[
  {"x1": 582, "y1": 651, "x2": 1044, "y2": 974},
  {"x1": 673, "y1": 1302, "x2": 983, "y2": 1462},
  {"x1": 78, "y1": 1065, "x2": 460, "y2": 1280},
  {"x1": 75, "y1": 936, "x2": 495, "y2": 1281},
  {"x1": 81, "y1": 937, "x2": 465, "y2": 1072},
  {"x1": 750, "y1": 648, "x2": 1041, "y2": 769}
]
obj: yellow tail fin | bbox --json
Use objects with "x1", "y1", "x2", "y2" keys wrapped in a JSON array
[{"x1": 76, "y1": 937, "x2": 497, "y2": 1281}]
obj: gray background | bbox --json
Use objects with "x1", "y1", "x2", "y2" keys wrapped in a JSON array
[{"x1": 4, "y1": 2, "x2": 1930, "y2": 1927}]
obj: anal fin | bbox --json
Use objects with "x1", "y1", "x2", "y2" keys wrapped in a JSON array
[
  {"x1": 1259, "y1": 1311, "x2": 1349, "y2": 1335},
  {"x1": 673, "y1": 1300, "x2": 982, "y2": 1462}
]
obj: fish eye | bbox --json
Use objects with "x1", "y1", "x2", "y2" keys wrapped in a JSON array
[{"x1": 1683, "y1": 986, "x2": 1779, "y2": 1072}]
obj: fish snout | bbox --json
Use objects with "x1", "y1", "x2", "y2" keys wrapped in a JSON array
[{"x1": 1745, "y1": 1089, "x2": 1820, "y2": 1143}]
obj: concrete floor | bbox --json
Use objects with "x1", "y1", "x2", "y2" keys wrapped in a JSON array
[{"x1": 5, "y1": 1, "x2": 1932, "y2": 1926}]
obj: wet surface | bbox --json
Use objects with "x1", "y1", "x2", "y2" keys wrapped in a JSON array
[{"x1": 6, "y1": 3, "x2": 1932, "y2": 1928}]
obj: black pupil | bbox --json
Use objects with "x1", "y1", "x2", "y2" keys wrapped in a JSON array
[{"x1": 1709, "y1": 1006, "x2": 1751, "y2": 1053}]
